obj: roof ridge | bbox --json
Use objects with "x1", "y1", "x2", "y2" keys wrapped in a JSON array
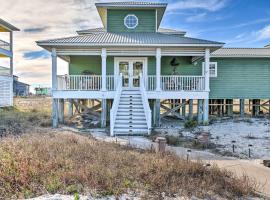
[{"x1": 183, "y1": 36, "x2": 224, "y2": 45}]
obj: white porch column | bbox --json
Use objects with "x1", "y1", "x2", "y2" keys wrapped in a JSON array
[
  {"x1": 101, "y1": 48, "x2": 107, "y2": 91},
  {"x1": 52, "y1": 48, "x2": 57, "y2": 91},
  {"x1": 156, "y1": 48, "x2": 161, "y2": 91},
  {"x1": 9, "y1": 32, "x2": 13, "y2": 75},
  {"x1": 204, "y1": 48, "x2": 210, "y2": 92},
  {"x1": 52, "y1": 48, "x2": 58, "y2": 128}
]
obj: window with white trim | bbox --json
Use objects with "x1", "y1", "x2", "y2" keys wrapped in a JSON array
[
  {"x1": 124, "y1": 14, "x2": 138, "y2": 29},
  {"x1": 209, "y1": 62, "x2": 217, "y2": 77},
  {"x1": 202, "y1": 62, "x2": 217, "y2": 77}
]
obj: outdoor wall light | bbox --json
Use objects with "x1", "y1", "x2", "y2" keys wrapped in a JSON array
[
  {"x1": 248, "y1": 144, "x2": 253, "y2": 158},
  {"x1": 187, "y1": 149, "x2": 192, "y2": 161},
  {"x1": 231, "y1": 140, "x2": 236, "y2": 153}
]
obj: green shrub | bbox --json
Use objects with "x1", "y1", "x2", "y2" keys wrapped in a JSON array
[{"x1": 184, "y1": 120, "x2": 198, "y2": 129}]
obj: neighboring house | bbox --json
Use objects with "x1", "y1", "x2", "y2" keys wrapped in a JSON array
[
  {"x1": 35, "y1": 87, "x2": 51, "y2": 96},
  {"x1": 0, "y1": 66, "x2": 10, "y2": 75},
  {"x1": 13, "y1": 75, "x2": 30, "y2": 96},
  {"x1": 37, "y1": 2, "x2": 270, "y2": 136},
  {"x1": 0, "y1": 19, "x2": 19, "y2": 107}
]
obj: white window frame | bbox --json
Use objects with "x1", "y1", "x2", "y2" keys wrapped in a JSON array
[
  {"x1": 202, "y1": 62, "x2": 217, "y2": 78},
  {"x1": 124, "y1": 14, "x2": 139, "y2": 29}
]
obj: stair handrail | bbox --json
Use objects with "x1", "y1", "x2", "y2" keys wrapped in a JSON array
[
  {"x1": 110, "y1": 73, "x2": 123, "y2": 136},
  {"x1": 140, "y1": 73, "x2": 152, "y2": 135}
]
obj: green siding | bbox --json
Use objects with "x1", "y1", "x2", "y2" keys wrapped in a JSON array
[
  {"x1": 148, "y1": 56, "x2": 156, "y2": 75},
  {"x1": 210, "y1": 58, "x2": 270, "y2": 99},
  {"x1": 69, "y1": 56, "x2": 114, "y2": 75},
  {"x1": 69, "y1": 56, "x2": 101, "y2": 75},
  {"x1": 161, "y1": 57, "x2": 202, "y2": 75},
  {"x1": 107, "y1": 56, "x2": 114, "y2": 75},
  {"x1": 69, "y1": 56, "x2": 201, "y2": 76},
  {"x1": 107, "y1": 9, "x2": 156, "y2": 33}
]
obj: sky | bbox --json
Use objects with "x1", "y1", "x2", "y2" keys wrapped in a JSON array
[{"x1": 1, "y1": 0, "x2": 270, "y2": 90}]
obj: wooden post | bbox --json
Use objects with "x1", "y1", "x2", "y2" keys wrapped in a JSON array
[
  {"x1": 240, "y1": 99, "x2": 245, "y2": 118},
  {"x1": 182, "y1": 99, "x2": 186, "y2": 118},
  {"x1": 58, "y1": 99, "x2": 64, "y2": 123},
  {"x1": 188, "y1": 99, "x2": 193, "y2": 120},
  {"x1": 197, "y1": 99, "x2": 203, "y2": 124},
  {"x1": 52, "y1": 98, "x2": 59, "y2": 128},
  {"x1": 154, "y1": 99, "x2": 161, "y2": 127},
  {"x1": 252, "y1": 99, "x2": 260, "y2": 117},
  {"x1": 67, "y1": 99, "x2": 73, "y2": 118},
  {"x1": 203, "y1": 99, "x2": 209, "y2": 124},
  {"x1": 156, "y1": 48, "x2": 161, "y2": 91},
  {"x1": 101, "y1": 48, "x2": 107, "y2": 91},
  {"x1": 101, "y1": 99, "x2": 107, "y2": 128},
  {"x1": 226, "y1": 99, "x2": 233, "y2": 117}
]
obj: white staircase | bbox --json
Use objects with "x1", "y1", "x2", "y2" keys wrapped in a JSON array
[{"x1": 113, "y1": 89, "x2": 149, "y2": 135}]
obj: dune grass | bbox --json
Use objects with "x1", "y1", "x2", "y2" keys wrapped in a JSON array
[
  {"x1": 0, "y1": 131, "x2": 256, "y2": 199},
  {"x1": 0, "y1": 106, "x2": 257, "y2": 199}
]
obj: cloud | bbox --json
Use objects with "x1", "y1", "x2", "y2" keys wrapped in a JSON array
[
  {"x1": 24, "y1": 27, "x2": 48, "y2": 33},
  {"x1": 23, "y1": 50, "x2": 50, "y2": 60},
  {"x1": 0, "y1": 0, "x2": 103, "y2": 87},
  {"x1": 167, "y1": 0, "x2": 228, "y2": 12},
  {"x1": 255, "y1": 25, "x2": 270, "y2": 41},
  {"x1": 186, "y1": 12, "x2": 207, "y2": 22}
]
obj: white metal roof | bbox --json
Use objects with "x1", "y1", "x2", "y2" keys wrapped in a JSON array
[
  {"x1": 212, "y1": 48, "x2": 270, "y2": 57},
  {"x1": 37, "y1": 32, "x2": 224, "y2": 47},
  {"x1": 0, "y1": 18, "x2": 20, "y2": 32}
]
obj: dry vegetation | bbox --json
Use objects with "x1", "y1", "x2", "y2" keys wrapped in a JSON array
[{"x1": 0, "y1": 98, "x2": 258, "y2": 199}]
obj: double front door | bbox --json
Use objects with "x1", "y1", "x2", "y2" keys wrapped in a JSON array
[{"x1": 116, "y1": 58, "x2": 146, "y2": 88}]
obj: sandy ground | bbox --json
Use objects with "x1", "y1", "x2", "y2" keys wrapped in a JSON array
[{"x1": 78, "y1": 126, "x2": 270, "y2": 198}]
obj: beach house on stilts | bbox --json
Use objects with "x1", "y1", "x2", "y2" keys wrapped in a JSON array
[{"x1": 37, "y1": 2, "x2": 270, "y2": 136}]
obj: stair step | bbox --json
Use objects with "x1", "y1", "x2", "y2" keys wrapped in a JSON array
[
  {"x1": 115, "y1": 120, "x2": 147, "y2": 124},
  {"x1": 116, "y1": 115, "x2": 146, "y2": 120},
  {"x1": 117, "y1": 109, "x2": 144, "y2": 113},
  {"x1": 115, "y1": 124, "x2": 148, "y2": 128},
  {"x1": 114, "y1": 128, "x2": 149, "y2": 134},
  {"x1": 119, "y1": 102, "x2": 143, "y2": 106},
  {"x1": 118, "y1": 105, "x2": 143, "y2": 109}
]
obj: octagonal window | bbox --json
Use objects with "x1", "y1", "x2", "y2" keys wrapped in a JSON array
[{"x1": 124, "y1": 14, "x2": 138, "y2": 29}]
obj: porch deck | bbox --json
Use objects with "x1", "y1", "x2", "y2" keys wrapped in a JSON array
[{"x1": 55, "y1": 74, "x2": 208, "y2": 99}]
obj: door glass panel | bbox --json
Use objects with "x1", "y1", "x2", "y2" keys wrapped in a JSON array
[
  {"x1": 119, "y1": 62, "x2": 129, "y2": 87},
  {"x1": 133, "y1": 61, "x2": 143, "y2": 87}
]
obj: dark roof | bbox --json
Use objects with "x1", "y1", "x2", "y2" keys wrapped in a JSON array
[
  {"x1": 0, "y1": 18, "x2": 20, "y2": 31},
  {"x1": 37, "y1": 32, "x2": 224, "y2": 47}
]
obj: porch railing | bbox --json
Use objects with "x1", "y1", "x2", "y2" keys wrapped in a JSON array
[
  {"x1": 57, "y1": 75, "x2": 205, "y2": 92},
  {"x1": 110, "y1": 74, "x2": 123, "y2": 136},
  {"x1": 57, "y1": 75, "x2": 116, "y2": 91},
  {"x1": 0, "y1": 40, "x2": 10, "y2": 51},
  {"x1": 145, "y1": 75, "x2": 205, "y2": 91},
  {"x1": 140, "y1": 74, "x2": 152, "y2": 135}
]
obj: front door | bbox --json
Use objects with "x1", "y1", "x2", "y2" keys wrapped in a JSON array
[{"x1": 116, "y1": 58, "x2": 146, "y2": 88}]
